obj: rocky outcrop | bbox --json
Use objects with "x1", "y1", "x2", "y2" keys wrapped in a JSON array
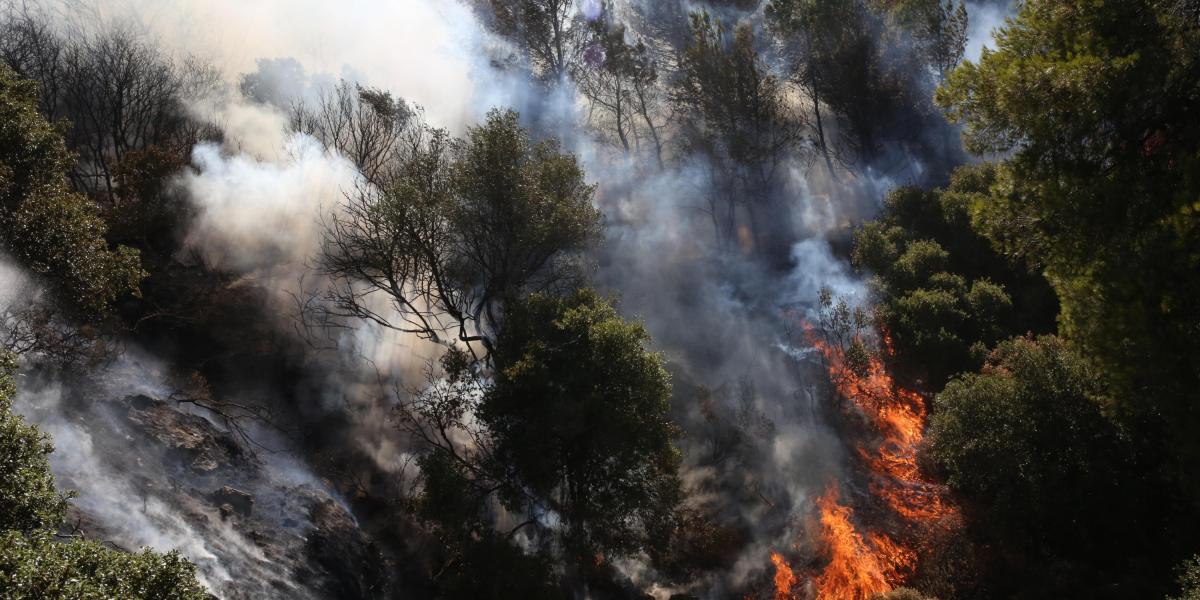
[
  {"x1": 120, "y1": 394, "x2": 255, "y2": 474},
  {"x1": 213, "y1": 486, "x2": 254, "y2": 518}
]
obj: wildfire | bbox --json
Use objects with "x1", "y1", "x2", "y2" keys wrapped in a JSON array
[
  {"x1": 771, "y1": 552, "x2": 797, "y2": 600},
  {"x1": 811, "y1": 486, "x2": 915, "y2": 600},
  {"x1": 816, "y1": 328, "x2": 956, "y2": 526},
  {"x1": 769, "y1": 321, "x2": 958, "y2": 599}
]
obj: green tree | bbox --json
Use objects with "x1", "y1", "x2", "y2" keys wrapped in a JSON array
[
  {"x1": 927, "y1": 336, "x2": 1161, "y2": 598},
  {"x1": 936, "y1": 0, "x2": 1200, "y2": 486},
  {"x1": 406, "y1": 291, "x2": 682, "y2": 589},
  {"x1": 405, "y1": 352, "x2": 562, "y2": 599},
  {"x1": 852, "y1": 165, "x2": 1057, "y2": 388},
  {"x1": 0, "y1": 352, "x2": 68, "y2": 533},
  {"x1": 0, "y1": 352, "x2": 207, "y2": 598},
  {"x1": 483, "y1": 289, "x2": 681, "y2": 558},
  {"x1": 0, "y1": 65, "x2": 144, "y2": 319},
  {"x1": 0, "y1": 532, "x2": 208, "y2": 600}
]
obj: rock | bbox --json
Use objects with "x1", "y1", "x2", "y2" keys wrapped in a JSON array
[
  {"x1": 121, "y1": 394, "x2": 255, "y2": 474},
  {"x1": 213, "y1": 486, "x2": 254, "y2": 517},
  {"x1": 302, "y1": 500, "x2": 388, "y2": 598},
  {"x1": 128, "y1": 394, "x2": 156, "y2": 410}
]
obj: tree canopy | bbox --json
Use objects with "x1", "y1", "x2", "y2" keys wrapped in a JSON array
[
  {"x1": 853, "y1": 163, "x2": 1057, "y2": 388},
  {"x1": 937, "y1": 0, "x2": 1200, "y2": 499},
  {"x1": 319, "y1": 108, "x2": 600, "y2": 355},
  {"x1": 0, "y1": 65, "x2": 145, "y2": 319},
  {"x1": 484, "y1": 289, "x2": 681, "y2": 557},
  {"x1": 927, "y1": 336, "x2": 1163, "y2": 598}
]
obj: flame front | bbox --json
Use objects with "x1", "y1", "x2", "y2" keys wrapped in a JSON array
[
  {"x1": 811, "y1": 486, "x2": 915, "y2": 600},
  {"x1": 771, "y1": 552, "x2": 797, "y2": 600},
  {"x1": 821, "y1": 331, "x2": 954, "y2": 524},
  {"x1": 770, "y1": 323, "x2": 958, "y2": 599}
]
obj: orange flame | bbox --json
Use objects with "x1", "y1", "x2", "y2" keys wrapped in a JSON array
[
  {"x1": 812, "y1": 486, "x2": 916, "y2": 600},
  {"x1": 769, "y1": 320, "x2": 959, "y2": 600},
  {"x1": 808, "y1": 325, "x2": 956, "y2": 525},
  {"x1": 770, "y1": 552, "x2": 797, "y2": 600}
]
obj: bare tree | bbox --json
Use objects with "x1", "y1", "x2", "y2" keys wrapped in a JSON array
[
  {"x1": 0, "y1": 298, "x2": 97, "y2": 364},
  {"x1": 169, "y1": 371, "x2": 285, "y2": 455},
  {"x1": 290, "y1": 81, "x2": 415, "y2": 187},
  {"x1": 0, "y1": 10, "x2": 219, "y2": 200},
  {"x1": 0, "y1": 2, "x2": 64, "y2": 113},
  {"x1": 57, "y1": 28, "x2": 219, "y2": 198}
]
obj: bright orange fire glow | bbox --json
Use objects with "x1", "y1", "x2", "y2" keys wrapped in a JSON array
[
  {"x1": 811, "y1": 486, "x2": 915, "y2": 600},
  {"x1": 770, "y1": 552, "x2": 797, "y2": 600},
  {"x1": 807, "y1": 325, "x2": 956, "y2": 525},
  {"x1": 769, "y1": 321, "x2": 959, "y2": 600}
]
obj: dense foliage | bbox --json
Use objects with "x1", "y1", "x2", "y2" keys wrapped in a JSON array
[
  {"x1": 0, "y1": 532, "x2": 208, "y2": 600},
  {"x1": 410, "y1": 291, "x2": 682, "y2": 595},
  {"x1": 928, "y1": 336, "x2": 1161, "y2": 597},
  {"x1": 937, "y1": 0, "x2": 1200, "y2": 489},
  {"x1": 485, "y1": 289, "x2": 680, "y2": 557},
  {"x1": 0, "y1": 352, "x2": 67, "y2": 533},
  {"x1": 0, "y1": 65, "x2": 144, "y2": 319},
  {"x1": 853, "y1": 164, "x2": 1057, "y2": 388}
]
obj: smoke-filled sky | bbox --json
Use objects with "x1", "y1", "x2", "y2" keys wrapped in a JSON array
[{"x1": 58, "y1": 0, "x2": 482, "y2": 130}]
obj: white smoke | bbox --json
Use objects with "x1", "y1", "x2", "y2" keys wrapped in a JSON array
[
  {"x1": 180, "y1": 134, "x2": 359, "y2": 274},
  {"x1": 58, "y1": 0, "x2": 481, "y2": 131},
  {"x1": 12, "y1": 350, "x2": 354, "y2": 599},
  {"x1": 964, "y1": 1, "x2": 1018, "y2": 63},
  {"x1": 15, "y1": 379, "x2": 229, "y2": 589},
  {"x1": 176, "y1": 124, "x2": 442, "y2": 478}
]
